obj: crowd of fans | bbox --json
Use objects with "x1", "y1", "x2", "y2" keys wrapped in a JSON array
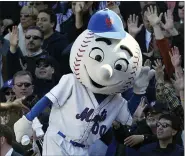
[{"x1": 0, "y1": 1, "x2": 184, "y2": 156}]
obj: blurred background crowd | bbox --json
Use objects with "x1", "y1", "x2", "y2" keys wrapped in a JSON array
[{"x1": 0, "y1": 1, "x2": 184, "y2": 156}]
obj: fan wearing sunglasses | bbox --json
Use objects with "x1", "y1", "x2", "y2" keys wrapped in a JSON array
[
  {"x1": 7, "y1": 26, "x2": 49, "y2": 79},
  {"x1": 139, "y1": 113, "x2": 183, "y2": 156},
  {"x1": 12, "y1": 70, "x2": 34, "y2": 100},
  {"x1": 34, "y1": 55, "x2": 58, "y2": 99}
]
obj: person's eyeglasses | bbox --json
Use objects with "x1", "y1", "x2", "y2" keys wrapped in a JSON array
[
  {"x1": 20, "y1": 14, "x2": 31, "y2": 18},
  {"x1": 14, "y1": 83, "x2": 32, "y2": 88},
  {"x1": 36, "y1": 63, "x2": 50, "y2": 68},
  {"x1": 5, "y1": 91, "x2": 15, "y2": 96},
  {"x1": 178, "y1": 6, "x2": 184, "y2": 9},
  {"x1": 156, "y1": 122, "x2": 172, "y2": 128},
  {"x1": 25, "y1": 35, "x2": 42, "y2": 40}
]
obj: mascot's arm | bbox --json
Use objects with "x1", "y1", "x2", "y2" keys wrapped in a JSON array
[
  {"x1": 26, "y1": 96, "x2": 52, "y2": 121},
  {"x1": 26, "y1": 74, "x2": 74, "y2": 121}
]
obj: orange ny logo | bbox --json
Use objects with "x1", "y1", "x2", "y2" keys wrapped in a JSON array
[{"x1": 105, "y1": 18, "x2": 113, "y2": 28}]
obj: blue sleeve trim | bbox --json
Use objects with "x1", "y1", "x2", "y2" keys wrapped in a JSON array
[{"x1": 26, "y1": 96, "x2": 52, "y2": 121}]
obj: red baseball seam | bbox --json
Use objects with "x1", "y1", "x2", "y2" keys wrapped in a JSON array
[
  {"x1": 79, "y1": 49, "x2": 86, "y2": 52},
  {"x1": 75, "y1": 73, "x2": 80, "y2": 76},
  {"x1": 74, "y1": 62, "x2": 80, "y2": 66},
  {"x1": 77, "y1": 53, "x2": 83, "y2": 57},
  {"x1": 73, "y1": 66, "x2": 79, "y2": 71},
  {"x1": 75, "y1": 57, "x2": 81, "y2": 62}
]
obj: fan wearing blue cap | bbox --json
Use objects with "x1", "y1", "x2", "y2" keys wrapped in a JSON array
[
  {"x1": 13, "y1": 9, "x2": 156, "y2": 155},
  {"x1": 0, "y1": 79, "x2": 15, "y2": 102}
]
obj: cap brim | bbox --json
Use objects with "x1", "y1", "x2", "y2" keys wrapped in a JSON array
[{"x1": 94, "y1": 31, "x2": 126, "y2": 40}]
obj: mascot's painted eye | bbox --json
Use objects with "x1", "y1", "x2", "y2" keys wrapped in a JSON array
[
  {"x1": 89, "y1": 47, "x2": 104, "y2": 62},
  {"x1": 114, "y1": 59, "x2": 129, "y2": 72},
  {"x1": 95, "y1": 55, "x2": 102, "y2": 62}
]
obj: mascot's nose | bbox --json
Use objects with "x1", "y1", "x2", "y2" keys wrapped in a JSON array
[{"x1": 100, "y1": 64, "x2": 113, "y2": 80}]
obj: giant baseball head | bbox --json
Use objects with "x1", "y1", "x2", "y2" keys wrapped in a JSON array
[{"x1": 70, "y1": 9, "x2": 142, "y2": 95}]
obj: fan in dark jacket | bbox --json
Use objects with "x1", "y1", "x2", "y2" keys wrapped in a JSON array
[
  {"x1": 139, "y1": 113, "x2": 184, "y2": 156},
  {"x1": 34, "y1": 55, "x2": 59, "y2": 98},
  {"x1": 36, "y1": 9, "x2": 70, "y2": 76},
  {"x1": 113, "y1": 101, "x2": 168, "y2": 149}
]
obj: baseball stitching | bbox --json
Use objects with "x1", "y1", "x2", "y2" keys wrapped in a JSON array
[
  {"x1": 73, "y1": 31, "x2": 94, "y2": 82},
  {"x1": 120, "y1": 45, "x2": 141, "y2": 92}
]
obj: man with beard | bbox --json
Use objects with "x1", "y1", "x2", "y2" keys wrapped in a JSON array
[{"x1": 6, "y1": 26, "x2": 48, "y2": 79}]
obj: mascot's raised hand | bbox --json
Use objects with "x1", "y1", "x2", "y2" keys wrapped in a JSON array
[{"x1": 133, "y1": 66, "x2": 155, "y2": 94}]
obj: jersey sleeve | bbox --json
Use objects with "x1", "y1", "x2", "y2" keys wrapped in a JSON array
[
  {"x1": 116, "y1": 99, "x2": 133, "y2": 126},
  {"x1": 45, "y1": 74, "x2": 74, "y2": 107}
]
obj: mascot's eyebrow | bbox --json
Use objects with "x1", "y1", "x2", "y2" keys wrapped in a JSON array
[
  {"x1": 95, "y1": 38, "x2": 112, "y2": 45},
  {"x1": 120, "y1": 45, "x2": 133, "y2": 57}
]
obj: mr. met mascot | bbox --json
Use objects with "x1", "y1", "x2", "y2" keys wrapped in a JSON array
[{"x1": 14, "y1": 9, "x2": 155, "y2": 155}]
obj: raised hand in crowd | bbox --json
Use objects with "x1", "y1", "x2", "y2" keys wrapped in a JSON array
[
  {"x1": 145, "y1": 5, "x2": 164, "y2": 40},
  {"x1": 171, "y1": 72, "x2": 184, "y2": 93},
  {"x1": 171, "y1": 71, "x2": 184, "y2": 108},
  {"x1": 73, "y1": 2, "x2": 93, "y2": 29},
  {"x1": 127, "y1": 14, "x2": 143, "y2": 38},
  {"x1": 152, "y1": 59, "x2": 165, "y2": 83},
  {"x1": 160, "y1": 9, "x2": 178, "y2": 36},
  {"x1": 145, "y1": 5, "x2": 163, "y2": 27},
  {"x1": 169, "y1": 46, "x2": 183, "y2": 75},
  {"x1": 133, "y1": 97, "x2": 147, "y2": 122},
  {"x1": 124, "y1": 135, "x2": 144, "y2": 147},
  {"x1": 8, "y1": 25, "x2": 19, "y2": 53}
]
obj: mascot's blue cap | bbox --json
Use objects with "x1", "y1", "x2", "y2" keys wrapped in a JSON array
[{"x1": 88, "y1": 8, "x2": 126, "y2": 39}]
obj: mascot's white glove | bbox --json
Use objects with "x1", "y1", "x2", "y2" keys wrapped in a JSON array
[
  {"x1": 14, "y1": 115, "x2": 33, "y2": 143},
  {"x1": 133, "y1": 66, "x2": 155, "y2": 94}
]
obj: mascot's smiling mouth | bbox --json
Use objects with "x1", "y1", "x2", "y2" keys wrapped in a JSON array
[
  {"x1": 90, "y1": 77, "x2": 106, "y2": 88},
  {"x1": 84, "y1": 65, "x2": 106, "y2": 88}
]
